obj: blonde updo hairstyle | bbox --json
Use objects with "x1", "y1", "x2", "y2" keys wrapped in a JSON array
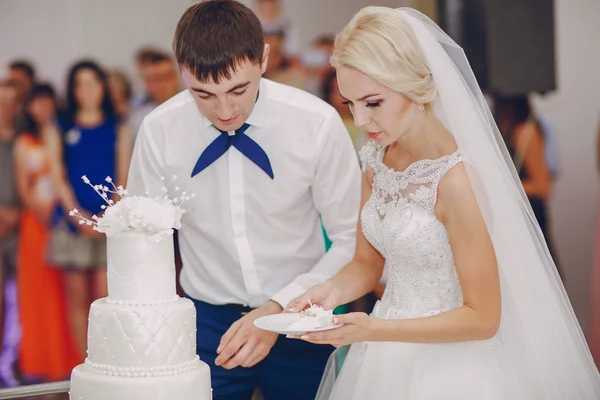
[{"x1": 331, "y1": 7, "x2": 437, "y2": 110}]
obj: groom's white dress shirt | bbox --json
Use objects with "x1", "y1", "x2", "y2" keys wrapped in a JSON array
[{"x1": 127, "y1": 78, "x2": 361, "y2": 309}]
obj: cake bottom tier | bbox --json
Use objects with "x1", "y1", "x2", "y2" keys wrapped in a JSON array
[{"x1": 69, "y1": 361, "x2": 212, "y2": 400}]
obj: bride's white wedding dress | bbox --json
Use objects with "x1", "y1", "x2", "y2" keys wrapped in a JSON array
[
  {"x1": 317, "y1": 142, "x2": 531, "y2": 399},
  {"x1": 315, "y1": 7, "x2": 600, "y2": 399}
]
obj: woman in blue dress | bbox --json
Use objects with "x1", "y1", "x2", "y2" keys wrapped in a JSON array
[{"x1": 46, "y1": 60, "x2": 133, "y2": 359}]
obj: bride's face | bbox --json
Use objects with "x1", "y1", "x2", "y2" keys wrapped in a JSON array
[{"x1": 336, "y1": 66, "x2": 421, "y2": 146}]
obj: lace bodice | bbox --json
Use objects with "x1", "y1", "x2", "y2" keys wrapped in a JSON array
[{"x1": 359, "y1": 141, "x2": 465, "y2": 320}]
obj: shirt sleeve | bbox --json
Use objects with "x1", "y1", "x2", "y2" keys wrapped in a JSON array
[
  {"x1": 126, "y1": 117, "x2": 166, "y2": 197},
  {"x1": 271, "y1": 111, "x2": 362, "y2": 308}
]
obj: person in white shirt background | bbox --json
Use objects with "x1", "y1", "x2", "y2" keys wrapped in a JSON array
[
  {"x1": 253, "y1": 0, "x2": 301, "y2": 64},
  {"x1": 126, "y1": 1, "x2": 361, "y2": 399}
]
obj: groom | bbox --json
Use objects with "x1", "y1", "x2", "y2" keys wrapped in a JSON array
[{"x1": 127, "y1": 1, "x2": 361, "y2": 399}]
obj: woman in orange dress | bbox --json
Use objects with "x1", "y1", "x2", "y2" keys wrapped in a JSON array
[{"x1": 14, "y1": 84, "x2": 80, "y2": 381}]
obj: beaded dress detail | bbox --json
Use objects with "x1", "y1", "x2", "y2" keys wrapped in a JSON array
[{"x1": 358, "y1": 141, "x2": 464, "y2": 320}]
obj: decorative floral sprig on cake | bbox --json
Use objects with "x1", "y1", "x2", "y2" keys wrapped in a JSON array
[{"x1": 69, "y1": 175, "x2": 195, "y2": 241}]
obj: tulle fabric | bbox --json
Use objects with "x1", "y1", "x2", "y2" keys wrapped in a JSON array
[{"x1": 322, "y1": 335, "x2": 520, "y2": 399}]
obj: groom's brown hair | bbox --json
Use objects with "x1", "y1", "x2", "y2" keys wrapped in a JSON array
[{"x1": 173, "y1": 0, "x2": 265, "y2": 83}]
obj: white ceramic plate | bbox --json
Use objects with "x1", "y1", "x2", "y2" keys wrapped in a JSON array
[{"x1": 254, "y1": 313, "x2": 343, "y2": 336}]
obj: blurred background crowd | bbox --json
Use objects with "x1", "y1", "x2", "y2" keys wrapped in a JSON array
[{"x1": 0, "y1": 0, "x2": 599, "y2": 395}]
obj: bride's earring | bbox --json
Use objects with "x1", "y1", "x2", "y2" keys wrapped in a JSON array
[{"x1": 418, "y1": 104, "x2": 425, "y2": 112}]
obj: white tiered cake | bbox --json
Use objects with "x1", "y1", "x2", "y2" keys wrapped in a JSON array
[{"x1": 68, "y1": 177, "x2": 211, "y2": 400}]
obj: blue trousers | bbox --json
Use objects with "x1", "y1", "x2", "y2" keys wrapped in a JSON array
[{"x1": 188, "y1": 296, "x2": 334, "y2": 400}]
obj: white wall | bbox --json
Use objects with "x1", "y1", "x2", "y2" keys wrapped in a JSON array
[{"x1": 532, "y1": 0, "x2": 600, "y2": 329}]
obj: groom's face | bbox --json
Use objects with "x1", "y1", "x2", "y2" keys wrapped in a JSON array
[{"x1": 181, "y1": 46, "x2": 269, "y2": 132}]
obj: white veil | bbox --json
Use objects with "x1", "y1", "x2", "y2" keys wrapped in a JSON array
[{"x1": 320, "y1": 7, "x2": 600, "y2": 398}]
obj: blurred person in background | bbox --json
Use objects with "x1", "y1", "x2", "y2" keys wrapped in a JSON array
[
  {"x1": 253, "y1": 0, "x2": 300, "y2": 63},
  {"x1": 131, "y1": 46, "x2": 167, "y2": 108},
  {"x1": 108, "y1": 69, "x2": 133, "y2": 122},
  {"x1": 302, "y1": 35, "x2": 335, "y2": 98},
  {"x1": 45, "y1": 60, "x2": 132, "y2": 359},
  {"x1": 6, "y1": 61, "x2": 36, "y2": 108},
  {"x1": 130, "y1": 47, "x2": 157, "y2": 109},
  {"x1": 487, "y1": 93, "x2": 561, "y2": 182},
  {"x1": 263, "y1": 28, "x2": 309, "y2": 91},
  {"x1": 129, "y1": 49, "x2": 180, "y2": 139},
  {"x1": 494, "y1": 93, "x2": 561, "y2": 278},
  {"x1": 0, "y1": 81, "x2": 21, "y2": 387},
  {"x1": 6, "y1": 60, "x2": 38, "y2": 134},
  {"x1": 14, "y1": 83, "x2": 80, "y2": 383}
]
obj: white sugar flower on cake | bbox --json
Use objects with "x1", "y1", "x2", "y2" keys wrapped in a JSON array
[{"x1": 69, "y1": 175, "x2": 194, "y2": 242}]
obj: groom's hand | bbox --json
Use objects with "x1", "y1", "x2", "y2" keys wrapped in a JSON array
[{"x1": 215, "y1": 300, "x2": 282, "y2": 370}]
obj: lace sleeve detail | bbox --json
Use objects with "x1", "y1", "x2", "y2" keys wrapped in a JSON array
[
  {"x1": 435, "y1": 151, "x2": 464, "y2": 184},
  {"x1": 358, "y1": 141, "x2": 383, "y2": 173},
  {"x1": 408, "y1": 150, "x2": 465, "y2": 212},
  {"x1": 423, "y1": 151, "x2": 465, "y2": 211}
]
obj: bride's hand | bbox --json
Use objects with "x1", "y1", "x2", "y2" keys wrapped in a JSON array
[
  {"x1": 290, "y1": 312, "x2": 377, "y2": 347},
  {"x1": 285, "y1": 281, "x2": 340, "y2": 312}
]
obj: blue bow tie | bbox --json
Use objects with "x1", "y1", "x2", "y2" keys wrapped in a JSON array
[{"x1": 191, "y1": 123, "x2": 274, "y2": 179}]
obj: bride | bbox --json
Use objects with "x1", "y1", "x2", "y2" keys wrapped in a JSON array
[{"x1": 285, "y1": 7, "x2": 600, "y2": 399}]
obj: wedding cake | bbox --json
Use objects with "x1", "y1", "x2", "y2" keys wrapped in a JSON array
[{"x1": 68, "y1": 176, "x2": 212, "y2": 400}]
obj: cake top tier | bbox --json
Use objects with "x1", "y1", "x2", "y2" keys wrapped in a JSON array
[{"x1": 69, "y1": 175, "x2": 193, "y2": 241}]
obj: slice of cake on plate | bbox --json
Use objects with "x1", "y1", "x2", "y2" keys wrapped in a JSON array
[{"x1": 288, "y1": 303, "x2": 334, "y2": 332}]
